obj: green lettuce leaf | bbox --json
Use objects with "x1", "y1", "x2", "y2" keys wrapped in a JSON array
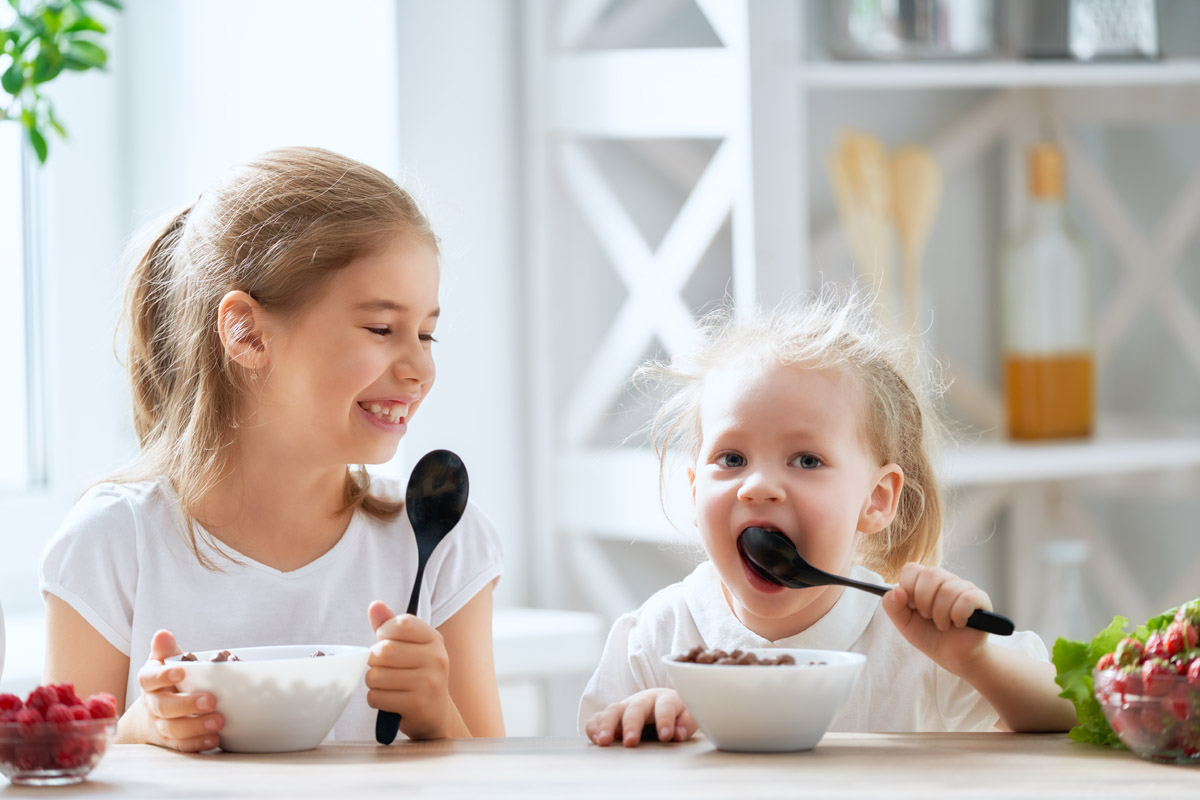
[{"x1": 1051, "y1": 603, "x2": 1185, "y2": 748}]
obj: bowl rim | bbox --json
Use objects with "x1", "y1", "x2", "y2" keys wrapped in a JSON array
[
  {"x1": 661, "y1": 647, "x2": 866, "y2": 669},
  {"x1": 164, "y1": 643, "x2": 369, "y2": 664}
]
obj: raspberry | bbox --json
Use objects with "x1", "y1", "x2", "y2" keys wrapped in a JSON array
[
  {"x1": 1115, "y1": 637, "x2": 1145, "y2": 668},
  {"x1": 50, "y1": 682, "x2": 81, "y2": 708},
  {"x1": 1097, "y1": 652, "x2": 1116, "y2": 671},
  {"x1": 69, "y1": 704, "x2": 92, "y2": 721},
  {"x1": 24, "y1": 685, "x2": 57, "y2": 714},
  {"x1": 0, "y1": 693, "x2": 22, "y2": 712},
  {"x1": 44, "y1": 703, "x2": 75, "y2": 732},
  {"x1": 0, "y1": 709, "x2": 16, "y2": 723},
  {"x1": 14, "y1": 706, "x2": 44, "y2": 738},
  {"x1": 85, "y1": 693, "x2": 117, "y2": 720}
]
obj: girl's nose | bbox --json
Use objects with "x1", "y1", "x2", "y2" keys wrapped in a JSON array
[
  {"x1": 393, "y1": 340, "x2": 436, "y2": 386},
  {"x1": 737, "y1": 468, "x2": 785, "y2": 503}
]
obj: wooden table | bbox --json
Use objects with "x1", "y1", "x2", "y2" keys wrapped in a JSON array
[{"x1": 4, "y1": 733, "x2": 1195, "y2": 798}]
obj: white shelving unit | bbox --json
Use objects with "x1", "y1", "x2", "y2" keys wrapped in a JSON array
[{"x1": 525, "y1": 0, "x2": 1200, "y2": 636}]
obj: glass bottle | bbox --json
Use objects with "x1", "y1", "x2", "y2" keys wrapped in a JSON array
[{"x1": 1001, "y1": 142, "x2": 1094, "y2": 440}]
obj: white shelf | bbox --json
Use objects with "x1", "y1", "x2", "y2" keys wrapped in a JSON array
[
  {"x1": 943, "y1": 426, "x2": 1200, "y2": 488},
  {"x1": 799, "y1": 59, "x2": 1200, "y2": 90}
]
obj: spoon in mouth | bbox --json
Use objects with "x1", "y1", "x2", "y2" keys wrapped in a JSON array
[{"x1": 738, "y1": 526, "x2": 1014, "y2": 636}]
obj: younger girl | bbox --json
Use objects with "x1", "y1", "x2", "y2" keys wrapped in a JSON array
[
  {"x1": 40, "y1": 147, "x2": 505, "y2": 749},
  {"x1": 580, "y1": 287, "x2": 1076, "y2": 746}
]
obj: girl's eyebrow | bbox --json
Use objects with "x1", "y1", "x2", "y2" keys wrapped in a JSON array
[{"x1": 352, "y1": 299, "x2": 441, "y2": 317}]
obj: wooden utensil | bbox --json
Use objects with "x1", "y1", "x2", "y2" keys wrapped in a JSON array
[
  {"x1": 828, "y1": 131, "x2": 895, "y2": 315},
  {"x1": 890, "y1": 146, "x2": 942, "y2": 331}
]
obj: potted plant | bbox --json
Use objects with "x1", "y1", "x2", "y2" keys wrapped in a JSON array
[{"x1": 0, "y1": 0, "x2": 121, "y2": 163}]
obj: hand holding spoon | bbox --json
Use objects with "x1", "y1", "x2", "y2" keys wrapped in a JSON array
[
  {"x1": 738, "y1": 526, "x2": 1014, "y2": 636},
  {"x1": 375, "y1": 449, "x2": 470, "y2": 745}
]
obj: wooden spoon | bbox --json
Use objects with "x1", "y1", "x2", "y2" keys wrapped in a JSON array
[
  {"x1": 828, "y1": 130, "x2": 895, "y2": 314},
  {"x1": 890, "y1": 146, "x2": 942, "y2": 331}
]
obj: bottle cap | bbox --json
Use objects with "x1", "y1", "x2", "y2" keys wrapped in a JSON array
[{"x1": 1028, "y1": 143, "x2": 1065, "y2": 200}]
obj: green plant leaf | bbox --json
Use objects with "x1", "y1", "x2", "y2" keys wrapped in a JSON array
[
  {"x1": 27, "y1": 123, "x2": 47, "y2": 163},
  {"x1": 31, "y1": 43, "x2": 64, "y2": 84},
  {"x1": 1, "y1": 59, "x2": 24, "y2": 95},
  {"x1": 63, "y1": 16, "x2": 105, "y2": 34},
  {"x1": 63, "y1": 38, "x2": 105, "y2": 69}
]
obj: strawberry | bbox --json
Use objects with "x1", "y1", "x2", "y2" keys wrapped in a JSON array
[
  {"x1": 1097, "y1": 652, "x2": 1116, "y2": 671},
  {"x1": 1143, "y1": 658, "x2": 1177, "y2": 696},
  {"x1": 1165, "y1": 684, "x2": 1193, "y2": 722},
  {"x1": 1175, "y1": 599, "x2": 1200, "y2": 627},
  {"x1": 1189, "y1": 658, "x2": 1200, "y2": 690},
  {"x1": 1146, "y1": 631, "x2": 1170, "y2": 660},
  {"x1": 1115, "y1": 637, "x2": 1145, "y2": 668},
  {"x1": 1114, "y1": 667, "x2": 1143, "y2": 698}
]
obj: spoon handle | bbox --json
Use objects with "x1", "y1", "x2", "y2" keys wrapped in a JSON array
[
  {"x1": 835, "y1": 576, "x2": 1015, "y2": 635},
  {"x1": 375, "y1": 562, "x2": 431, "y2": 745}
]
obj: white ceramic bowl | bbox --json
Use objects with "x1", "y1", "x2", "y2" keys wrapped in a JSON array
[
  {"x1": 662, "y1": 647, "x2": 865, "y2": 752},
  {"x1": 166, "y1": 644, "x2": 369, "y2": 753}
]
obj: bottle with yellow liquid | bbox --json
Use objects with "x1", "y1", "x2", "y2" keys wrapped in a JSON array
[{"x1": 1001, "y1": 142, "x2": 1094, "y2": 440}]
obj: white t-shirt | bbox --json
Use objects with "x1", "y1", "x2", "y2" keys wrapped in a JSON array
[
  {"x1": 578, "y1": 560, "x2": 1049, "y2": 734},
  {"x1": 39, "y1": 476, "x2": 504, "y2": 742}
]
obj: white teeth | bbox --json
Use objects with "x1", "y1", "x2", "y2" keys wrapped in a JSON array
[{"x1": 360, "y1": 401, "x2": 409, "y2": 424}]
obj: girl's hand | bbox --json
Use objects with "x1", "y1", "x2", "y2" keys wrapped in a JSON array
[
  {"x1": 367, "y1": 601, "x2": 463, "y2": 740},
  {"x1": 882, "y1": 563, "x2": 990, "y2": 673},
  {"x1": 122, "y1": 629, "x2": 223, "y2": 752},
  {"x1": 584, "y1": 688, "x2": 697, "y2": 747}
]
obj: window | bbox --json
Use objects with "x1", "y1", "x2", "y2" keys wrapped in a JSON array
[{"x1": 0, "y1": 124, "x2": 40, "y2": 491}]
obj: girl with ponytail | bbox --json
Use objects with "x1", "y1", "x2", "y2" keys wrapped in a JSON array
[{"x1": 39, "y1": 147, "x2": 506, "y2": 750}]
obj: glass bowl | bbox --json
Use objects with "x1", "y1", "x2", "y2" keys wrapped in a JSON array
[
  {"x1": 1094, "y1": 668, "x2": 1200, "y2": 765},
  {"x1": 0, "y1": 717, "x2": 117, "y2": 786}
]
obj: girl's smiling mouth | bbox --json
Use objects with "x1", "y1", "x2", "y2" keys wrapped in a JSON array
[{"x1": 358, "y1": 400, "x2": 410, "y2": 424}]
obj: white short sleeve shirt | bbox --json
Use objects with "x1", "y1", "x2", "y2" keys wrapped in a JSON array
[
  {"x1": 578, "y1": 560, "x2": 1048, "y2": 734},
  {"x1": 40, "y1": 476, "x2": 504, "y2": 742}
]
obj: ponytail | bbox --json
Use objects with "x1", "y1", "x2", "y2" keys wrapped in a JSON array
[{"x1": 122, "y1": 206, "x2": 191, "y2": 445}]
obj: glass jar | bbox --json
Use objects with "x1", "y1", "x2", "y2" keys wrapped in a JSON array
[{"x1": 1001, "y1": 142, "x2": 1095, "y2": 440}]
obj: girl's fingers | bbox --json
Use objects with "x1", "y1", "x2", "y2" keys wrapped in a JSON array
[
  {"x1": 138, "y1": 663, "x2": 185, "y2": 694},
  {"x1": 619, "y1": 695, "x2": 654, "y2": 746},
  {"x1": 160, "y1": 730, "x2": 222, "y2": 754},
  {"x1": 368, "y1": 638, "x2": 447, "y2": 671},
  {"x1": 586, "y1": 705, "x2": 626, "y2": 747},
  {"x1": 142, "y1": 689, "x2": 217, "y2": 720},
  {"x1": 154, "y1": 711, "x2": 224, "y2": 744},
  {"x1": 950, "y1": 589, "x2": 991, "y2": 628},
  {"x1": 653, "y1": 692, "x2": 687, "y2": 742}
]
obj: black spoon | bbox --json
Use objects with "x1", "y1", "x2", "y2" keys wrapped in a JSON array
[
  {"x1": 738, "y1": 526, "x2": 1014, "y2": 636},
  {"x1": 375, "y1": 449, "x2": 470, "y2": 745}
]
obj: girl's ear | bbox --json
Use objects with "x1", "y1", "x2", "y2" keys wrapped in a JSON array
[
  {"x1": 217, "y1": 290, "x2": 267, "y2": 373},
  {"x1": 859, "y1": 463, "x2": 903, "y2": 535},
  {"x1": 687, "y1": 467, "x2": 697, "y2": 529}
]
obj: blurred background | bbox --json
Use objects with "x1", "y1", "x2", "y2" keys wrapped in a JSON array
[{"x1": 3, "y1": 0, "x2": 1200, "y2": 736}]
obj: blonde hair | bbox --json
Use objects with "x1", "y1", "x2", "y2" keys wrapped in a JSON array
[
  {"x1": 111, "y1": 146, "x2": 439, "y2": 567},
  {"x1": 636, "y1": 285, "x2": 946, "y2": 581}
]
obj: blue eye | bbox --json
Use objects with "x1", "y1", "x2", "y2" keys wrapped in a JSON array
[
  {"x1": 716, "y1": 453, "x2": 746, "y2": 468},
  {"x1": 792, "y1": 454, "x2": 821, "y2": 470}
]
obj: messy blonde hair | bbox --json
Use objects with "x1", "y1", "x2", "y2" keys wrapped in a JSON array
[
  {"x1": 636, "y1": 285, "x2": 946, "y2": 581},
  {"x1": 111, "y1": 146, "x2": 439, "y2": 567}
]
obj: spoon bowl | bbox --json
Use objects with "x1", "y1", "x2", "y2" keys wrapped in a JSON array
[
  {"x1": 738, "y1": 527, "x2": 1013, "y2": 636},
  {"x1": 375, "y1": 449, "x2": 470, "y2": 745}
]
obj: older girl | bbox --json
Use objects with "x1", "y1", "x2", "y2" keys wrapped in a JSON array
[{"x1": 41, "y1": 147, "x2": 505, "y2": 749}]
